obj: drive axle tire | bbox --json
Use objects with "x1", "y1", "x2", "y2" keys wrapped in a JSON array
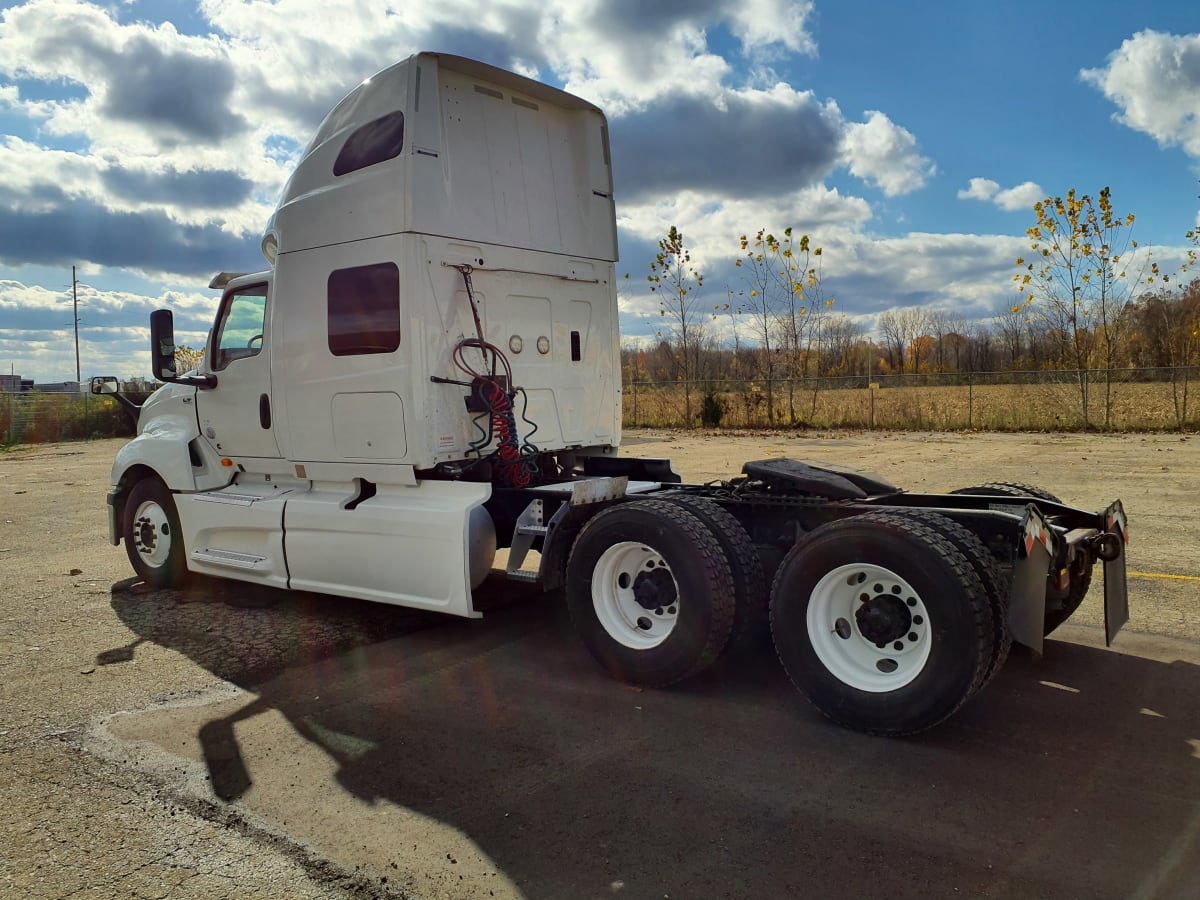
[
  {"x1": 951, "y1": 482, "x2": 1093, "y2": 634},
  {"x1": 770, "y1": 514, "x2": 992, "y2": 736},
  {"x1": 951, "y1": 481, "x2": 1060, "y2": 504},
  {"x1": 565, "y1": 499, "x2": 736, "y2": 686},
  {"x1": 660, "y1": 494, "x2": 767, "y2": 652},
  {"x1": 855, "y1": 510, "x2": 1010, "y2": 687},
  {"x1": 123, "y1": 478, "x2": 188, "y2": 588}
]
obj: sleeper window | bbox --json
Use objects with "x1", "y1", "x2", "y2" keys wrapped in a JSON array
[
  {"x1": 327, "y1": 262, "x2": 401, "y2": 356},
  {"x1": 333, "y1": 111, "x2": 405, "y2": 176}
]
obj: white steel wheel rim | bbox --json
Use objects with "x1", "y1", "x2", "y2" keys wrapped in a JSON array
[
  {"x1": 807, "y1": 562, "x2": 932, "y2": 692},
  {"x1": 591, "y1": 541, "x2": 680, "y2": 650},
  {"x1": 132, "y1": 499, "x2": 173, "y2": 568}
]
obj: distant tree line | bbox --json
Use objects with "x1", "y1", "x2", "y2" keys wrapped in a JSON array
[{"x1": 630, "y1": 186, "x2": 1200, "y2": 428}]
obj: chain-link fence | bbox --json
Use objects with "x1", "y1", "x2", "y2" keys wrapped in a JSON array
[
  {"x1": 1, "y1": 389, "x2": 149, "y2": 446},
  {"x1": 622, "y1": 367, "x2": 1200, "y2": 431},
  {"x1": 6, "y1": 368, "x2": 1199, "y2": 446}
]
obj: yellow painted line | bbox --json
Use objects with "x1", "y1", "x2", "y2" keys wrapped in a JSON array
[{"x1": 1128, "y1": 570, "x2": 1200, "y2": 582}]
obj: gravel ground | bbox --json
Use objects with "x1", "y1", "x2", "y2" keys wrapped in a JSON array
[
  {"x1": 1, "y1": 431, "x2": 1197, "y2": 898},
  {"x1": 0, "y1": 443, "x2": 410, "y2": 899}
]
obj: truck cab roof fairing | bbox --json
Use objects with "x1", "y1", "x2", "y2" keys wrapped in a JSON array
[{"x1": 266, "y1": 52, "x2": 616, "y2": 263}]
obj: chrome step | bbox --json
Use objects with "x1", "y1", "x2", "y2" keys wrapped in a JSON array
[{"x1": 191, "y1": 548, "x2": 266, "y2": 570}]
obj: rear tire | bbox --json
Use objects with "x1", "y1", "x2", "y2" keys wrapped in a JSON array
[
  {"x1": 123, "y1": 478, "x2": 188, "y2": 588},
  {"x1": 856, "y1": 511, "x2": 1009, "y2": 686},
  {"x1": 951, "y1": 481, "x2": 1060, "y2": 503},
  {"x1": 950, "y1": 482, "x2": 1092, "y2": 634},
  {"x1": 565, "y1": 499, "x2": 736, "y2": 686},
  {"x1": 659, "y1": 494, "x2": 767, "y2": 653},
  {"x1": 770, "y1": 514, "x2": 992, "y2": 735}
]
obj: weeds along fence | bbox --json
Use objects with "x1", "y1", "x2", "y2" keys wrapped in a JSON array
[
  {"x1": 6, "y1": 368, "x2": 1200, "y2": 446},
  {"x1": 623, "y1": 367, "x2": 1200, "y2": 431},
  {"x1": 1, "y1": 391, "x2": 147, "y2": 446}
]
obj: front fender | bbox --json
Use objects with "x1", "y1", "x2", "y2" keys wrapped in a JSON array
[{"x1": 111, "y1": 412, "x2": 202, "y2": 492}]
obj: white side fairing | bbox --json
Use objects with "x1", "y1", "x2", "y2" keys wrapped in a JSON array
[
  {"x1": 284, "y1": 480, "x2": 491, "y2": 616},
  {"x1": 176, "y1": 480, "x2": 290, "y2": 588}
]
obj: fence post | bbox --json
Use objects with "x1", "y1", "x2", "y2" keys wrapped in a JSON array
[{"x1": 968, "y1": 373, "x2": 973, "y2": 430}]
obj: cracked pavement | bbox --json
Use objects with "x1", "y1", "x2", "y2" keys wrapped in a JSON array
[{"x1": 1, "y1": 433, "x2": 1198, "y2": 899}]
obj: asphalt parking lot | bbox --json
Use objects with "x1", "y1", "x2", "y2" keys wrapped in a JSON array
[{"x1": 2, "y1": 432, "x2": 1198, "y2": 899}]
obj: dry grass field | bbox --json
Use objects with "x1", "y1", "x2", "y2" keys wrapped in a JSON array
[{"x1": 624, "y1": 378, "x2": 1200, "y2": 431}]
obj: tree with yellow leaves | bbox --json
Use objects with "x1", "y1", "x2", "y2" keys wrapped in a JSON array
[
  {"x1": 648, "y1": 226, "x2": 705, "y2": 425},
  {"x1": 174, "y1": 345, "x2": 205, "y2": 373},
  {"x1": 1015, "y1": 187, "x2": 1150, "y2": 427},
  {"x1": 734, "y1": 227, "x2": 831, "y2": 425}
]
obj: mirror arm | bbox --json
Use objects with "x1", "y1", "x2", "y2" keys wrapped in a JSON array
[
  {"x1": 180, "y1": 374, "x2": 218, "y2": 389},
  {"x1": 157, "y1": 372, "x2": 217, "y2": 389}
]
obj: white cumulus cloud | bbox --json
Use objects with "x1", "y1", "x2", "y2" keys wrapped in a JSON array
[
  {"x1": 1081, "y1": 29, "x2": 1200, "y2": 158},
  {"x1": 841, "y1": 111, "x2": 934, "y2": 197},
  {"x1": 957, "y1": 177, "x2": 1043, "y2": 212}
]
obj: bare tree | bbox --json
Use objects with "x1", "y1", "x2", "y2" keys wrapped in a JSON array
[
  {"x1": 991, "y1": 301, "x2": 1027, "y2": 369},
  {"x1": 876, "y1": 310, "x2": 905, "y2": 374},
  {"x1": 898, "y1": 307, "x2": 934, "y2": 374}
]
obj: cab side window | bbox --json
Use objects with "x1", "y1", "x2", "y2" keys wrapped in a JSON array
[{"x1": 212, "y1": 284, "x2": 268, "y2": 372}]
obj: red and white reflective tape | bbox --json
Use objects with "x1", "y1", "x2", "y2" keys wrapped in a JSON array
[
  {"x1": 1106, "y1": 507, "x2": 1129, "y2": 544},
  {"x1": 1023, "y1": 514, "x2": 1052, "y2": 557}
]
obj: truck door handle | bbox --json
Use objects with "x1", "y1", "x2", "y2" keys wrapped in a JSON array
[{"x1": 259, "y1": 393, "x2": 271, "y2": 429}]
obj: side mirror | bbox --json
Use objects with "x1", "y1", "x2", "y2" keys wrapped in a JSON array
[
  {"x1": 148, "y1": 309, "x2": 217, "y2": 388},
  {"x1": 90, "y1": 375, "x2": 118, "y2": 395},
  {"x1": 150, "y1": 309, "x2": 178, "y2": 382}
]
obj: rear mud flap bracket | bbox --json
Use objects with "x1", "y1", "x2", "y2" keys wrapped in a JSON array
[{"x1": 1009, "y1": 504, "x2": 1054, "y2": 656}]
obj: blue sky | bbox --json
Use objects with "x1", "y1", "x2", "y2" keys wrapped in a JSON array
[{"x1": 1, "y1": 0, "x2": 1198, "y2": 382}]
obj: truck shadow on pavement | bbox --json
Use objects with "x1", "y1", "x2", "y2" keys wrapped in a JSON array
[{"x1": 108, "y1": 576, "x2": 1200, "y2": 900}]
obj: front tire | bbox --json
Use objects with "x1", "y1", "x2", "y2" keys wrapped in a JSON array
[
  {"x1": 770, "y1": 514, "x2": 992, "y2": 735},
  {"x1": 565, "y1": 499, "x2": 736, "y2": 686},
  {"x1": 123, "y1": 478, "x2": 188, "y2": 588}
]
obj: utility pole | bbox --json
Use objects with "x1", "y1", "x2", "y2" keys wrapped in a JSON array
[{"x1": 72, "y1": 266, "x2": 80, "y2": 384}]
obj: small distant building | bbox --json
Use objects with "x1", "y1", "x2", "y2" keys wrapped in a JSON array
[
  {"x1": 28, "y1": 381, "x2": 83, "y2": 394},
  {"x1": 0, "y1": 374, "x2": 33, "y2": 392}
]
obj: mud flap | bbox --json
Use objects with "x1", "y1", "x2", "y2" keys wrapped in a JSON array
[
  {"x1": 1009, "y1": 504, "x2": 1054, "y2": 656},
  {"x1": 1103, "y1": 499, "x2": 1129, "y2": 646}
]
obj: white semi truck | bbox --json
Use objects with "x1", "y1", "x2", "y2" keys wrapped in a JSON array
[{"x1": 101, "y1": 52, "x2": 1129, "y2": 735}]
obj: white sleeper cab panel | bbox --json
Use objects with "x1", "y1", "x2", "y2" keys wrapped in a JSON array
[
  {"x1": 331, "y1": 392, "x2": 408, "y2": 459},
  {"x1": 275, "y1": 234, "x2": 417, "y2": 465},
  {"x1": 270, "y1": 228, "x2": 619, "y2": 469}
]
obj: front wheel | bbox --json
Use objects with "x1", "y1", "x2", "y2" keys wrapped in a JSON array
[
  {"x1": 123, "y1": 478, "x2": 188, "y2": 588},
  {"x1": 770, "y1": 514, "x2": 992, "y2": 735},
  {"x1": 565, "y1": 499, "x2": 736, "y2": 687}
]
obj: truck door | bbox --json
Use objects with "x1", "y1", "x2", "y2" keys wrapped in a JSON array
[{"x1": 196, "y1": 281, "x2": 281, "y2": 458}]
